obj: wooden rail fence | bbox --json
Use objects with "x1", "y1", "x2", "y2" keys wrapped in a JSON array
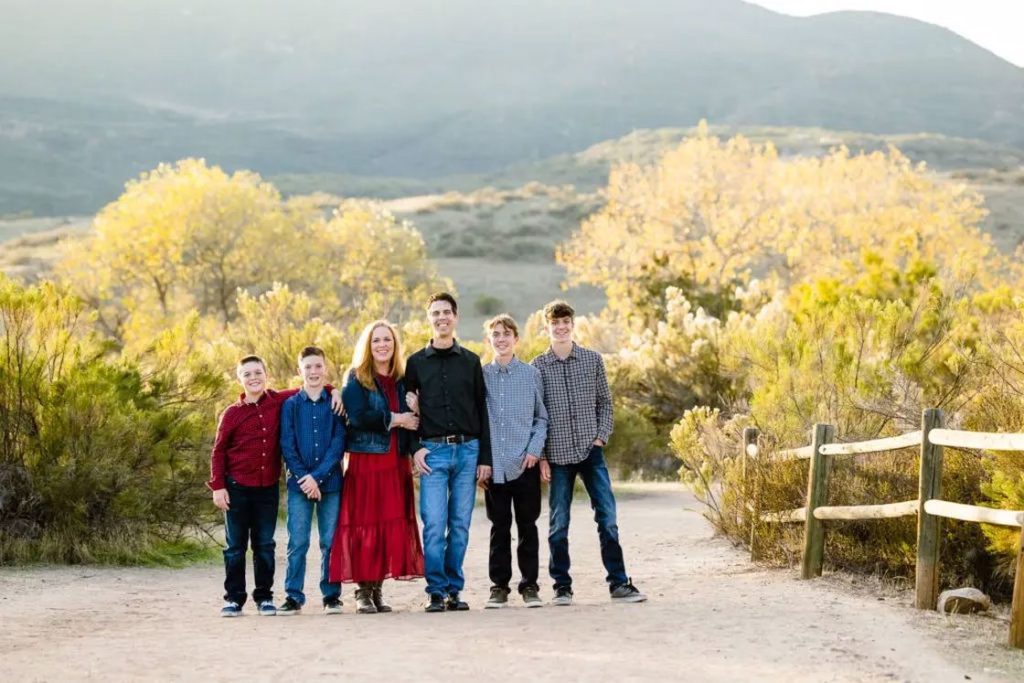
[{"x1": 743, "y1": 408, "x2": 1024, "y2": 649}]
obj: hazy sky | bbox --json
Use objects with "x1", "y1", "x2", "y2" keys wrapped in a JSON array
[{"x1": 749, "y1": 1, "x2": 1024, "y2": 67}]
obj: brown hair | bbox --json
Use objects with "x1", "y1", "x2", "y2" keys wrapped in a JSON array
[
  {"x1": 236, "y1": 355, "x2": 266, "y2": 371},
  {"x1": 350, "y1": 320, "x2": 405, "y2": 390},
  {"x1": 297, "y1": 346, "x2": 325, "y2": 363},
  {"x1": 427, "y1": 291, "x2": 458, "y2": 315},
  {"x1": 484, "y1": 313, "x2": 520, "y2": 338},
  {"x1": 543, "y1": 299, "x2": 575, "y2": 321}
]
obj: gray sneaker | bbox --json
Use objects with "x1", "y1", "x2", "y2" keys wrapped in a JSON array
[
  {"x1": 521, "y1": 586, "x2": 543, "y2": 608},
  {"x1": 610, "y1": 580, "x2": 647, "y2": 603},
  {"x1": 551, "y1": 586, "x2": 573, "y2": 606},
  {"x1": 485, "y1": 586, "x2": 510, "y2": 609}
]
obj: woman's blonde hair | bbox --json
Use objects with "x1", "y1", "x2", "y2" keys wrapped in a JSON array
[{"x1": 350, "y1": 319, "x2": 405, "y2": 390}]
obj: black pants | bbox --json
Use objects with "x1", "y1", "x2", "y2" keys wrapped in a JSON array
[
  {"x1": 484, "y1": 466, "x2": 541, "y2": 592},
  {"x1": 223, "y1": 481, "x2": 278, "y2": 605}
]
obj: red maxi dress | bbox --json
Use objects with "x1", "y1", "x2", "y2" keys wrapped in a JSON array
[{"x1": 329, "y1": 375, "x2": 424, "y2": 582}]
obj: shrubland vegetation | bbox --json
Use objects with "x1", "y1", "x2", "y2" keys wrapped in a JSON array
[{"x1": 553, "y1": 122, "x2": 1024, "y2": 593}]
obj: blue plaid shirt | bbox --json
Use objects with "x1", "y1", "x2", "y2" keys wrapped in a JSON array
[
  {"x1": 483, "y1": 357, "x2": 548, "y2": 483},
  {"x1": 279, "y1": 387, "x2": 345, "y2": 493}
]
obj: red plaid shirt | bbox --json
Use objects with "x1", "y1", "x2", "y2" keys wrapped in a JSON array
[{"x1": 207, "y1": 388, "x2": 301, "y2": 490}]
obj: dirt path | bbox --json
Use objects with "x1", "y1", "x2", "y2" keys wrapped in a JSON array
[{"x1": 1, "y1": 484, "x2": 1021, "y2": 682}]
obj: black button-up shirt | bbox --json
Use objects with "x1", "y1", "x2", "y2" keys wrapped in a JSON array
[{"x1": 405, "y1": 340, "x2": 492, "y2": 466}]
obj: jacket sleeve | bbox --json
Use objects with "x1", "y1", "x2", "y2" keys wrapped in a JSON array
[
  {"x1": 342, "y1": 371, "x2": 390, "y2": 431},
  {"x1": 208, "y1": 406, "x2": 235, "y2": 491},
  {"x1": 526, "y1": 369, "x2": 548, "y2": 457},
  {"x1": 279, "y1": 397, "x2": 309, "y2": 480}
]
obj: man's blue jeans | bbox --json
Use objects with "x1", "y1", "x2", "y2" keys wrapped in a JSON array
[
  {"x1": 548, "y1": 445, "x2": 629, "y2": 591},
  {"x1": 223, "y1": 481, "x2": 278, "y2": 606},
  {"x1": 418, "y1": 439, "x2": 479, "y2": 596},
  {"x1": 285, "y1": 489, "x2": 341, "y2": 605}
]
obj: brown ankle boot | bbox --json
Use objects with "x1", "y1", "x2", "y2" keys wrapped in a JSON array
[
  {"x1": 371, "y1": 582, "x2": 392, "y2": 613},
  {"x1": 355, "y1": 583, "x2": 377, "y2": 614}
]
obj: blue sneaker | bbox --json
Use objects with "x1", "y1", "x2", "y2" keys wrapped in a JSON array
[
  {"x1": 257, "y1": 600, "x2": 277, "y2": 616},
  {"x1": 220, "y1": 601, "x2": 242, "y2": 617}
]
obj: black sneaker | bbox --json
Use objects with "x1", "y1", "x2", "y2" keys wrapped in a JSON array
[
  {"x1": 445, "y1": 591, "x2": 470, "y2": 611},
  {"x1": 425, "y1": 593, "x2": 446, "y2": 613},
  {"x1": 521, "y1": 585, "x2": 543, "y2": 608},
  {"x1": 485, "y1": 586, "x2": 510, "y2": 609},
  {"x1": 277, "y1": 597, "x2": 302, "y2": 616},
  {"x1": 551, "y1": 586, "x2": 573, "y2": 607},
  {"x1": 323, "y1": 598, "x2": 343, "y2": 615},
  {"x1": 610, "y1": 580, "x2": 647, "y2": 603}
]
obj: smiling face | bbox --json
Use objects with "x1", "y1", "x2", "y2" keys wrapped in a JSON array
[
  {"x1": 488, "y1": 322, "x2": 518, "y2": 362},
  {"x1": 370, "y1": 324, "x2": 395, "y2": 367},
  {"x1": 298, "y1": 353, "x2": 327, "y2": 393},
  {"x1": 545, "y1": 314, "x2": 574, "y2": 345},
  {"x1": 427, "y1": 299, "x2": 458, "y2": 340},
  {"x1": 236, "y1": 360, "x2": 267, "y2": 398}
]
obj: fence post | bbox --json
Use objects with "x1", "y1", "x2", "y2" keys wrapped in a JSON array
[
  {"x1": 1010, "y1": 527, "x2": 1024, "y2": 649},
  {"x1": 801, "y1": 423, "x2": 834, "y2": 579},
  {"x1": 915, "y1": 408, "x2": 944, "y2": 610},
  {"x1": 742, "y1": 427, "x2": 760, "y2": 561}
]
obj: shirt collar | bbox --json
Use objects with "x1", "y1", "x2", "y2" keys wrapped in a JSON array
[
  {"x1": 236, "y1": 390, "x2": 269, "y2": 406},
  {"x1": 543, "y1": 342, "x2": 578, "y2": 363},
  {"x1": 299, "y1": 387, "x2": 327, "y2": 403},
  {"x1": 424, "y1": 339, "x2": 462, "y2": 357},
  {"x1": 487, "y1": 356, "x2": 521, "y2": 374}
]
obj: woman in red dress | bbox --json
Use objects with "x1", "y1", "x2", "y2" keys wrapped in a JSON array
[{"x1": 329, "y1": 320, "x2": 424, "y2": 612}]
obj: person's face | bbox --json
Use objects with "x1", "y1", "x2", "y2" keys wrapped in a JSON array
[
  {"x1": 546, "y1": 315, "x2": 574, "y2": 344},
  {"x1": 298, "y1": 354, "x2": 326, "y2": 390},
  {"x1": 427, "y1": 300, "x2": 458, "y2": 338},
  {"x1": 489, "y1": 323, "x2": 518, "y2": 359},
  {"x1": 370, "y1": 325, "x2": 395, "y2": 366},
  {"x1": 236, "y1": 361, "x2": 267, "y2": 395}
]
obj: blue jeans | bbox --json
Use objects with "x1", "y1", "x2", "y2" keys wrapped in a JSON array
[
  {"x1": 223, "y1": 481, "x2": 278, "y2": 606},
  {"x1": 285, "y1": 489, "x2": 342, "y2": 605},
  {"x1": 548, "y1": 446, "x2": 629, "y2": 591},
  {"x1": 418, "y1": 439, "x2": 479, "y2": 596}
]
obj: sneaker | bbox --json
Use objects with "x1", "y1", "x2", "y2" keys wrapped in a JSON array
[
  {"x1": 610, "y1": 580, "x2": 647, "y2": 603},
  {"x1": 521, "y1": 586, "x2": 543, "y2": 608},
  {"x1": 485, "y1": 586, "x2": 510, "y2": 609},
  {"x1": 551, "y1": 586, "x2": 573, "y2": 607},
  {"x1": 445, "y1": 591, "x2": 470, "y2": 611},
  {"x1": 323, "y1": 598, "x2": 343, "y2": 615},
  {"x1": 425, "y1": 593, "x2": 446, "y2": 613},
  {"x1": 257, "y1": 600, "x2": 278, "y2": 616},
  {"x1": 220, "y1": 601, "x2": 243, "y2": 617},
  {"x1": 277, "y1": 597, "x2": 301, "y2": 616}
]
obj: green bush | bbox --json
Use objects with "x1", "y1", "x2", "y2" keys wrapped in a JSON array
[{"x1": 0, "y1": 276, "x2": 225, "y2": 565}]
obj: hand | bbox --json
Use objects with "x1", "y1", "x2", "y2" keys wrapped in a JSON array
[
  {"x1": 592, "y1": 438, "x2": 606, "y2": 447},
  {"x1": 523, "y1": 454, "x2": 539, "y2": 469},
  {"x1": 405, "y1": 391, "x2": 419, "y2": 414},
  {"x1": 413, "y1": 448, "x2": 431, "y2": 475},
  {"x1": 476, "y1": 465, "x2": 492, "y2": 486},
  {"x1": 212, "y1": 488, "x2": 230, "y2": 511},
  {"x1": 297, "y1": 474, "x2": 320, "y2": 500},
  {"x1": 331, "y1": 389, "x2": 345, "y2": 416},
  {"x1": 539, "y1": 459, "x2": 551, "y2": 482},
  {"x1": 391, "y1": 412, "x2": 420, "y2": 430}
]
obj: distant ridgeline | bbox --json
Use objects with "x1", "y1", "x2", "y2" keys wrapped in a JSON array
[{"x1": 1, "y1": 0, "x2": 1023, "y2": 215}]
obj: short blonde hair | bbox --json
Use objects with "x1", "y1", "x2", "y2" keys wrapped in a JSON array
[{"x1": 484, "y1": 313, "x2": 519, "y2": 338}]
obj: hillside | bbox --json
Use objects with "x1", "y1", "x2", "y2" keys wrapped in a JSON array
[{"x1": 2, "y1": 1, "x2": 1023, "y2": 216}]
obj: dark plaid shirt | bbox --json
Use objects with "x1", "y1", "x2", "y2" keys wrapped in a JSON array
[
  {"x1": 531, "y1": 343, "x2": 614, "y2": 465},
  {"x1": 208, "y1": 388, "x2": 300, "y2": 490}
]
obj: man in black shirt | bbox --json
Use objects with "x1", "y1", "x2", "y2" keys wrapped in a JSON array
[{"x1": 406, "y1": 292, "x2": 492, "y2": 612}]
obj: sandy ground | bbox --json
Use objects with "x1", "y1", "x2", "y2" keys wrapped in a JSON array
[{"x1": 1, "y1": 483, "x2": 1022, "y2": 682}]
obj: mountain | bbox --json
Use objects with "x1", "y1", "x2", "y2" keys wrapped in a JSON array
[{"x1": 1, "y1": 0, "x2": 1022, "y2": 215}]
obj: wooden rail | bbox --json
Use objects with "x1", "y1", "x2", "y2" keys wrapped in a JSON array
[{"x1": 743, "y1": 409, "x2": 1024, "y2": 649}]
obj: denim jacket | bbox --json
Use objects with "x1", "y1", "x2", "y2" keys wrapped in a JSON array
[{"x1": 341, "y1": 369, "x2": 412, "y2": 455}]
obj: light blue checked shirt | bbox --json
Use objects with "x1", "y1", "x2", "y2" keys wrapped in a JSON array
[{"x1": 483, "y1": 357, "x2": 548, "y2": 484}]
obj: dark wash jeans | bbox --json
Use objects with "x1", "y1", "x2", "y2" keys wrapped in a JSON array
[
  {"x1": 484, "y1": 464, "x2": 541, "y2": 592},
  {"x1": 223, "y1": 480, "x2": 279, "y2": 605},
  {"x1": 547, "y1": 446, "x2": 628, "y2": 592}
]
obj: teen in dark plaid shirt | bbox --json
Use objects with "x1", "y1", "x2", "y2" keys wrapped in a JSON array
[{"x1": 532, "y1": 300, "x2": 646, "y2": 606}]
